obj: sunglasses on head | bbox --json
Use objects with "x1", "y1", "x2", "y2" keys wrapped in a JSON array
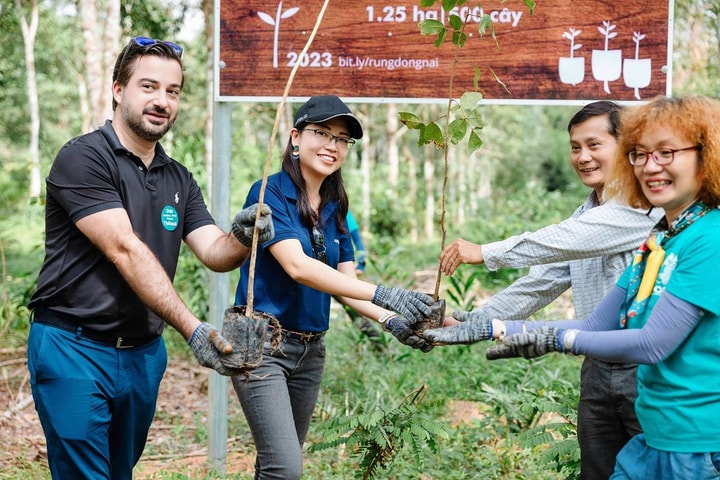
[{"x1": 130, "y1": 36, "x2": 183, "y2": 57}]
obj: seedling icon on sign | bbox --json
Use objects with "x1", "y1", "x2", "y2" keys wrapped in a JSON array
[
  {"x1": 592, "y1": 20, "x2": 621, "y2": 94},
  {"x1": 258, "y1": 1, "x2": 299, "y2": 68},
  {"x1": 623, "y1": 32, "x2": 651, "y2": 100},
  {"x1": 559, "y1": 27, "x2": 584, "y2": 86}
]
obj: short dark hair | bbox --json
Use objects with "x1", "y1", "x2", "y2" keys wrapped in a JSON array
[
  {"x1": 567, "y1": 101, "x2": 622, "y2": 138},
  {"x1": 111, "y1": 40, "x2": 184, "y2": 110}
]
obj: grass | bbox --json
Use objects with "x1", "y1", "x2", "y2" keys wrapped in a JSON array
[{"x1": 302, "y1": 303, "x2": 581, "y2": 479}]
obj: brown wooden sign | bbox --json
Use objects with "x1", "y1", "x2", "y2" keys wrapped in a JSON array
[{"x1": 217, "y1": 0, "x2": 672, "y2": 104}]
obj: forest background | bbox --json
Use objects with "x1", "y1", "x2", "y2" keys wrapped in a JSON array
[{"x1": 1, "y1": 0, "x2": 719, "y2": 478}]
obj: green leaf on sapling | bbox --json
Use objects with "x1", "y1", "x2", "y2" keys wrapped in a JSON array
[
  {"x1": 459, "y1": 92, "x2": 483, "y2": 112},
  {"x1": 449, "y1": 14, "x2": 462, "y2": 31},
  {"x1": 420, "y1": 122, "x2": 446, "y2": 149},
  {"x1": 452, "y1": 31, "x2": 467, "y2": 47},
  {"x1": 448, "y1": 119, "x2": 468, "y2": 145},
  {"x1": 399, "y1": 112, "x2": 424, "y2": 130},
  {"x1": 468, "y1": 130, "x2": 484, "y2": 153},
  {"x1": 419, "y1": 20, "x2": 445, "y2": 36}
]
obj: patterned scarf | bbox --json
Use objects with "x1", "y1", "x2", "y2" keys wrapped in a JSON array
[{"x1": 619, "y1": 201, "x2": 711, "y2": 328}]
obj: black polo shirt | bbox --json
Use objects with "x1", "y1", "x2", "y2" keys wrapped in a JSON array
[{"x1": 29, "y1": 120, "x2": 214, "y2": 337}]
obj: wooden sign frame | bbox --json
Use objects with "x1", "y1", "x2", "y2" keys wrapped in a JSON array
[{"x1": 215, "y1": 0, "x2": 673, "y2": 104}]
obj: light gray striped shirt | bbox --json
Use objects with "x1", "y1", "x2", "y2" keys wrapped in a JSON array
[{"x1": 480, "y1": 192, "x2": 664, "y2": 319}]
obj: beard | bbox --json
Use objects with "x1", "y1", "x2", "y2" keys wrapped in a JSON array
[{"x1": 122, "y1": 103, "x2": 177, "y2": 142}]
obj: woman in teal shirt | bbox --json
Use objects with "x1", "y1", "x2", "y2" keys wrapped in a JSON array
[{"x1": 477, "y1": 95, "x2": 720, "y2": 479}]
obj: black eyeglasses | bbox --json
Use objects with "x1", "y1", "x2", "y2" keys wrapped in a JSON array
[
  {"x1": 131, "y1": 36, "x2": 183, "y2": 57},
  {"x1": 302, "y1": 129, "x2": 356, "y2": 148},
  {"x1": 311, "y1": 226, "x2": 327, "y2": 264},
  {"x1": 628, "y1": 145, "x2": 700, "y2": 166}
]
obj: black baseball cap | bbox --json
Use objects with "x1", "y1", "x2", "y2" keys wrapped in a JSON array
[{"x1": 294, "y1": 95, "x2": 363, "y2": 139}]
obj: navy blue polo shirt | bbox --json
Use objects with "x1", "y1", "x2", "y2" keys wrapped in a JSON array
[
  {"x1": 234, "y1": 169, "x2": 354, "y2": 332},
  {"x1": 29, "y1": 120, "x2": 215, "y2": 337}
]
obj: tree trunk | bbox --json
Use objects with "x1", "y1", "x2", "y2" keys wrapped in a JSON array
[
  {"x1": 77, "y1": 73, "x2": 91, "y2": 134},
  {"x1": 15, "y1": 0, "x2": 40, "y2": 199},
  {"x1": 386, "y1": 103, "x2": 399, "y2": 188},
  {"x1": 450, "y1": 143, "x2": 465, "y2": 227},
  {"x1": 359, "y1": 114, "x2": 372, "y2": 240},
  {"x1": 711, "y1": 4, "x2": 720, "y2": 64},
  {"x1": 203, "y1": 0, "x2": 214, "y2": 198},
  {"x1": 403, "y1": 138, "x2": 418, "y2": 242},
  {"x1": 79, "y1": 0, "x2": 120, "y2": 130},
  {"x1": 423, "y1": 145, "x2": 435, "y2": 239}
]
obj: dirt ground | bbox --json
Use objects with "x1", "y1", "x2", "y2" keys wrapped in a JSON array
[{"x1": 0, "y1": 348, "x2": 256, "y2": 478}]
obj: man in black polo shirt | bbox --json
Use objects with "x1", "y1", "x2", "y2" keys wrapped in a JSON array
[{"x1": 27, "y1": 36, "x2": 273, "y2": 480}]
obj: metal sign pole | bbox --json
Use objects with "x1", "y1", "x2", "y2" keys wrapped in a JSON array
[{"x1": 207, "y1": 99, "x2": 232, "y2": 472}]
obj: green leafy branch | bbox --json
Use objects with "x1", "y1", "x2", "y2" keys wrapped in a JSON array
[
  {"x1": 400, "y1": 0, "x2": 535, "y2": 154},
  {"x1": 309, "y1": 385, "x2": 450, "y2": 480},
  {"x1": 399, "y1": 0, "x2": 536, "y2": 298},
  {"x1": 399, "y1": 90, "x2": 484, "y2": 154}
]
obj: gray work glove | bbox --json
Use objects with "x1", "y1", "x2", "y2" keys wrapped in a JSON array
[
  {"x1": 423, "y1": 309, "x2": 494, "y2": 345},
  {"x1": 188, "y1": 323, "x2": 245, "y2": 376},
  {"x1": 371, "y1": 286, "x2": 433, "y2": 323},
  {"x1": 486, "y1": 326, "x2": 567, "y2": 360},
  {"x1": 385, "y1": 314, "x2": 433, "y2": 353},
  {"x1": 231, "y1": 203, "x2": 274, "y2": 247}
]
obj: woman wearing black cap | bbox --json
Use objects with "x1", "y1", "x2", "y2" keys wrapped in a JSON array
[{"x1": 231, "y1": 95, "x2": 434, "y2": 479}]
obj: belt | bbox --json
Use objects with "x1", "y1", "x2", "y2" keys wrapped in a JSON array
[
  {"x1": 268, "y1": 325, "x2": 326, "y2": 343},
  {"x1": 33, "y1": 310, "x2": 157, "y2": 349}
]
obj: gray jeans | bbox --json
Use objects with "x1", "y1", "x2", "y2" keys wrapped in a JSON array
[
  {"x1": 578, "y1": 357, "x2": 642, "y2": 480},
  {"x1": 232, "y1": 332, "x2": 326, "y2": 480}
]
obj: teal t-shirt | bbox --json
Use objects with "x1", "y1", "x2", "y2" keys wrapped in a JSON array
[{"x1": 616, "y1": 208, "x2": 720, "y2": 452}]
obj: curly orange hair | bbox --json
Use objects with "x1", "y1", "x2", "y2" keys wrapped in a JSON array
[{"x1": 605, "y1": 95, "x2": 720, "y2": 209}]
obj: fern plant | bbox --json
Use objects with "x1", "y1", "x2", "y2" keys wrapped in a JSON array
[
  {"x1": 514, "y1": 378, "x2": 580, "y2": 477},
  {"x1": 442, "y1": 266, "x2": 484, "y2": 311},
  {"x1": 480, "y1": 363, "x2": 581, "y2": 478},
  {"x1": 309, "y1": 385, "x2": 450, "y2": 479}
]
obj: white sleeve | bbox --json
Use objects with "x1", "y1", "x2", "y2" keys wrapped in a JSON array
[{"x1": 483, "y1": 202, "x2": 661, "y2": 271}]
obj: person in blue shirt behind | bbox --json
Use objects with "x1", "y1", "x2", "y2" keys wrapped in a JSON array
[
  {"x1": 231, "y1": 95, "x2": 434, "y2": 479},
  {"x1": 346, "y1": 210, "x2": 367, "y2": 274},
  {"x1": 483, "y1": 95, "x2": 720, "y2": 479}
]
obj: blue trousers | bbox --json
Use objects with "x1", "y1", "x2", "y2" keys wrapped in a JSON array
[
  {"x1": 28, "y1": 323, "x2": 166, "y2": 480},
  {"x1": 232, "y1": 332, "x2": 326, "y2": 480},
  {"x1": 611, "y1": 434, "x2": 720, "y2": 479}
]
